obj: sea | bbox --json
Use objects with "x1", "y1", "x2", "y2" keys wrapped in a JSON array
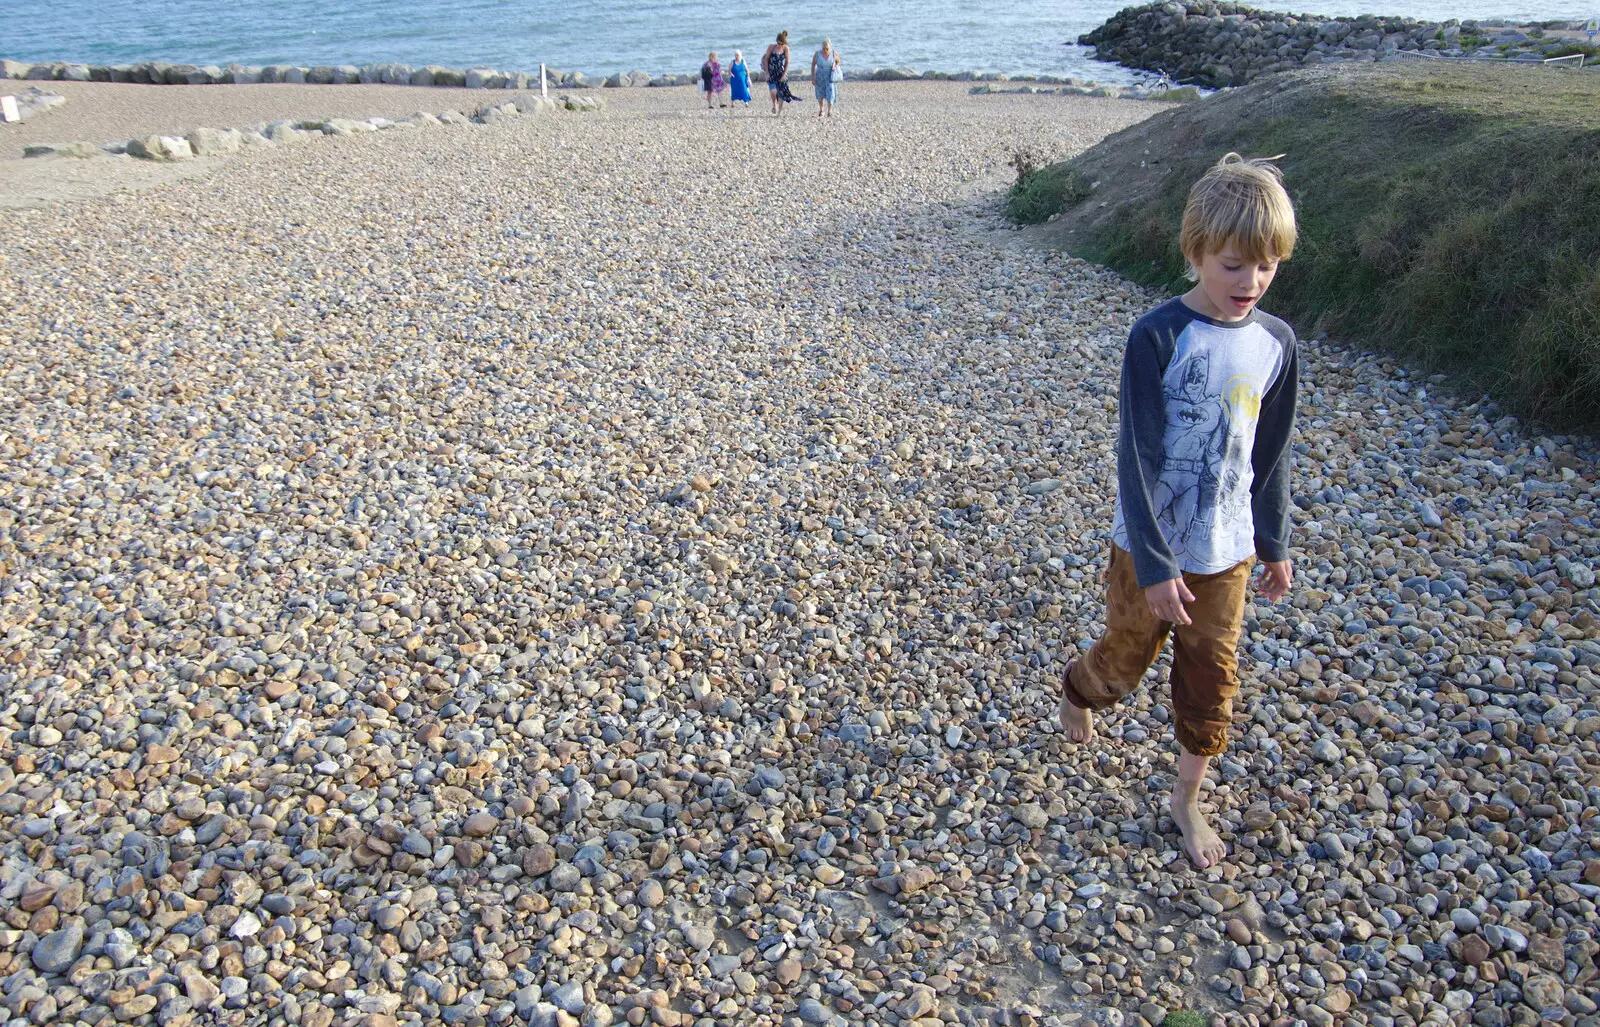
[{"x1": 7, "y1": 0, "x2": 1598, "y2": 87}]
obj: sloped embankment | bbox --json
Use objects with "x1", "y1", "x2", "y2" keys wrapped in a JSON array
[{"x1": 1016, "y1": 62, "x2": 1600, "y2": 431}]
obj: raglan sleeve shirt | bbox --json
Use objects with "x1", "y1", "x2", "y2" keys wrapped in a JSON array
[
  {"x1": 1116, "y1": 322, "x2": 1182, "y2": 589},
  {"x1": 1248, "y1": 323, "x2": 1298, "y2": 565},
  {"x1": 1114, "y1": 308, "x2": 1298, "y2": 589}
]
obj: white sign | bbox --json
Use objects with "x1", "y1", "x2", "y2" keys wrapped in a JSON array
[{"x1": 0, "y1": 95, "x2": 18, "y2": 124}]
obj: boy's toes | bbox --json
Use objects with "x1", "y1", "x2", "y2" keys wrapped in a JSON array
[{"x1": 1057, "y1": 695, "x2": 1094, "y2": 743}]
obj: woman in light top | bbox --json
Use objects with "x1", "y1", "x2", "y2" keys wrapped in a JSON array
[{"x1": 811, "y1": 38, "x2": 841, "y2": 117}]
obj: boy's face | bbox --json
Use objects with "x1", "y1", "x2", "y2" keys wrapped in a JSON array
[{"x1": 1188, "y1": 244, "x2": 1279, "y2": 323}]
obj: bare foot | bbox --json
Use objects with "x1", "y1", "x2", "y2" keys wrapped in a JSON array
[
  {"x1": 1170, "y1": 794, "x2": 1227, "y2": 869},
  {"x1": 1058, "y1": 666, "x2": 1095, "y2": 742}
]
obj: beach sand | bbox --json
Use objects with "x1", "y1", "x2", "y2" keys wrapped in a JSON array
[{"x1": 2, "y1": 78, "x2": 1597, "y2": 1026}]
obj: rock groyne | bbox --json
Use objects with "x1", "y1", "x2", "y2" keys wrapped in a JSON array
[
  {"x1": 1080, "y1": 2, "x2": 1598, "y2": 87},
  {"x1": 2, "y1": 58, "x2": 1180, "y2": 92}
]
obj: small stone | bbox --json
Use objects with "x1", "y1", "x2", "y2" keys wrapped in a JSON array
[
  {"x1": 1458, "y1": 934, "x2": 1491, "y2": 965},
  {"x1": 31, "y1": 923, "x2": 84, "y2": 974},
  {"x1": 637, "y1": 879, "x2": 664, "y2": 908},
  {"x1": 813, "y1": 863, "x2": 845, "y2": 885},
  {"x1": 1521, "y1": 976, "x2": 1564, "y2": 1011},
  {"x1": 1013, "y1": 803, "x2": 1048, "y2": 829},
  {"x1": 463, "y1": 811, "x2": 498, "y2": 837},
  {"x1": 522, "y1": 844, "x2": 556, "y2": 876},
  {"x1": 1309, "y1": 738, "x2": 1341, "y2": 763}
]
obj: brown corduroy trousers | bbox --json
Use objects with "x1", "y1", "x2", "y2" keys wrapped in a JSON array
[{"x1": 1064, "y1": 545, "x2": 1254, "y2": 757}]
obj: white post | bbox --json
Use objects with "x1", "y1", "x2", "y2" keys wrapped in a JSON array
[
  {"x1": 541, "y1": 63, "x2": 548, "y2": 100},
  {"x1": 0, "y1": 95, "x2": 18, "y2": 124}
]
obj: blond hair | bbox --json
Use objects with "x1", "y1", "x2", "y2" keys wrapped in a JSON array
[{"x1": 1179, "y1": 153, "x2": 1296, "y2": 279}]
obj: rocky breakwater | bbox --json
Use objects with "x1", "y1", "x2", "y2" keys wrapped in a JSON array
[
  {"x1": 0, "y1": 59, "x2": 655, "y2": 90},
  {"x1": 1079, "y1": 1, "x2": 1594, "y2": 87}
]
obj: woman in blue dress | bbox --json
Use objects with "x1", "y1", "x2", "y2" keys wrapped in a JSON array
[{"x1": 728, "y1": 51, "x2": 752, "y2": 107}]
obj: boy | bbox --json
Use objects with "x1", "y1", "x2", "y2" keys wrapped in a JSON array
[{"x1": 1059, "y1": 153, "x2": 1299, "y2": 869}]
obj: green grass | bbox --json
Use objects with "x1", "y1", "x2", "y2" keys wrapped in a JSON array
[
  {"x1": 1545, "y1": 43, "x2": 1600, "y2": 59},
  {"x1": 1026, "y1": 65, "x2": 1600, "y2": 432},
  {"x1": 1161, "y1": 1012, "x2": 1211, "y2": 1027},
  {"x1": 1007, "y1": 164, "x2": 1094, "y2": 224}
]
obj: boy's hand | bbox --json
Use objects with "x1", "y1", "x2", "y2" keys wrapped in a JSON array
[
  {"x1": 1145, "y1": 577, "x2": 1195, "y2": 625},
  {"x1": 1257, "y1": 560, "x2": 1293, "y2": 601}
]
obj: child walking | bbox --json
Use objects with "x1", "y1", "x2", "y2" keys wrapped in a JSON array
[{"x1": 1059, "y1": 153, "x2": 1299, "y2": 869}]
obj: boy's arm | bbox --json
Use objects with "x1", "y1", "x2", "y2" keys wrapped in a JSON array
[
  {"x1": 1118, "y1": 328, "x2": 1180, "y2": 588},
  {"x1": 1250, "y1": 332, "x2": 1299, "y2": 563}
]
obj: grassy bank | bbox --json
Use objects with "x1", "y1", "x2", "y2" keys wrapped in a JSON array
[{"x1": 1018, "y1": 63, "x2": 1600, "y2": 432}]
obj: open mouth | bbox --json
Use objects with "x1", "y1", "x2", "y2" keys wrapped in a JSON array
[{"x1": 1230, "y1": 295, "x2": 1257, "y2": 307}]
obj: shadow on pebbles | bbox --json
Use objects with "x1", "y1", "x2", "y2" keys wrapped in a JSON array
[{"x1": 0, "y1": 83, "x2": 1597, "y2": 1027}]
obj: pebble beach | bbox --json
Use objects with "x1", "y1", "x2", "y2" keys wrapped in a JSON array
[{"x1": 1, "y1": 80, "x2": 1598, "y2": 1027}]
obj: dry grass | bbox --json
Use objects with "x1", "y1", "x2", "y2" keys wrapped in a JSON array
[{"x1": 1029, "y1": 62, "x2": 1600, "y2": 432}]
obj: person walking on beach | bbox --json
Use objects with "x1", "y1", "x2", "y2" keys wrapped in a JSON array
[
  {"x1": 811, "y1": 38, "x2": 841, "y2": 117},
  {"x1": 763, "y1": 31, "x2": 793, "y2": 114},
  {"x1": 1056, "y1": 153, "x2": 1299, "y2": 870},
  {"x1": 700, "y1": 52, "x2": 726, "y2": 108},
  {"x1": 729, "y1": 50, "x2": 752, "y2": 107}
]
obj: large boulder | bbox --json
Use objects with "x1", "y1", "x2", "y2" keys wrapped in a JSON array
[
  {"x1": 127, "y1": 135, "x2": 195, "y2": 161},
  {"x1": 186, "y1": 126, "x2": 244, "y2": 155},
  {"x1": 110, "y1": 65, "x2": 135, "y2": 82},
  {"x1": 432, "y1": 66, "x2": 466, "y2": 87},
  {"x1": 513, "y1": 95, "x2": 557, "y2": 114},
  {"x1": 333, "y1": 65, "x2": 362, "y2": 83},
  {"x1": 559, "y1": 93, "x2": 605, "y2": 112},
  {"x1": 382, "y1": 63, "x2": 413, "y2": 84},
  {"x1": 227, "y1": 64, "x2": 262, "y2": 83},
  {"x1": 1, "y1": 60, "x2": 32, "y2": 79},
  {"x1": 561, "y1": 70, "x2": 587, "y2": 87},
  {"x1": 26, "y1": 63, "x2": 61, "y2": 80},
  {"x1": 88, "y1": 65, "x2": 114, "y2": 82},
  {"x1": 321, "y1": 117, "x2": 378, "y2": 136},
  {"x1": 22, "y1": 141, "x2": 103, "y2": 159},
  {"x1": 306, "y1": 66, "x2": 337, "y2": 84},
  {"x1": 437, "y1": 108, "x2": 471, "y2": 125},
  {"x1": 465, "y1": 67, "x2": 508, "y2": 88},
  {"x1": 263, "y1": 120, "x2": 308, "y2": 143},
  {"x1": 409, "y1": 66, "x2": 436, "y2": 86},
  {"x1": 359, "y1": 64, "x2": 384, "y2": 83},
  {"x1": 283, "y1": 66, "x2": 308, "y2": 83}
]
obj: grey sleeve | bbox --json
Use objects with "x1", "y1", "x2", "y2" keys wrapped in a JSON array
[
  {"x1": 1117, "y1": 326, "x2": 1181, "y2": 588},
  {"x1": 1250, "y1": 330, "x2": 1299, "y2": 563}
]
